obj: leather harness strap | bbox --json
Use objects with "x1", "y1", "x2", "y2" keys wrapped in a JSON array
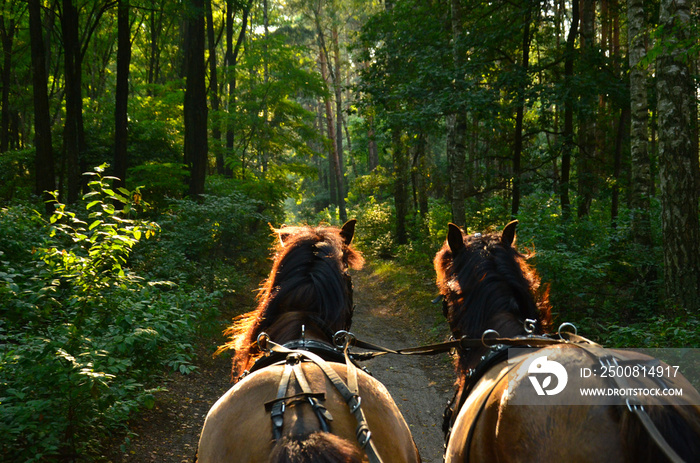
[
  {"x1": 259, "y1": 336, "x2": 384, "y2": 463},
  {"x1": 574, "y1": 346, "x2": 687, "y2": 463}
]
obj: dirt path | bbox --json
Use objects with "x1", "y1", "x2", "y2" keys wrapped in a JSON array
[
  {"x1": 350, "y1": 267, "x2": 455, "y2": 462},
  {"x1": 102, "y1": 266, "x2": 455, "y2": 462}
]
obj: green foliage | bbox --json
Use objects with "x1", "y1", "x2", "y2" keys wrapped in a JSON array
[
  {"x1": 513, "y1": 193, "x2": 677, "y2": 346},
  {"x1": 134, "y1": 176, "x2": 281, "y2": 294},
  {"x1": 0, "y1": 149, "x2": 35, "y2": 201},
  {"x1": 0, "y1": 166, "x2": 220, "y2": 461},
  {"x1": 127, "y1": 162, "x2": 189, "y2": 209}
]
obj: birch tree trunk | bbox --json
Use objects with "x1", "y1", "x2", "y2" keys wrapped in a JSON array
[{"x1": 656, "y1": 0, "x2": 700, "y2": 312}]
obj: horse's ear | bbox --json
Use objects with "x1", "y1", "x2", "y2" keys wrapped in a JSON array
[
  {"x1": 502, "y1": 220, "x2": 518, "y2": 247},
  {"x1": 447, "y1": 223, "x2": 465, "y2": 254},
  {"x1": 340, "y1": 219, "x2": 357, "y2": 246},
  {"x1": 275, "y1": 223, "x2": 290, "y2": 246}
]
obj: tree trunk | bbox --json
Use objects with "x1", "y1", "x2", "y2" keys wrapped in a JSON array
[
  {"x1": 114, "y1": 0, "x2": 131, "y2": 191},
  {"x1": 314, "y1": 5, "x2": 346, "y2": 220},
  {"x1": 206, "y1": 0, "x2": 223, "y2": 175},
  {"x1": 224, "y1": 0, "x2": 251, "y2": 178},
  {"x1": 147, "y1": 2, "x2": 163, "y2": 90},
  {"x1": 61, "y1": 0, "x2": 85, "y2": 203},
  {"x1": 367, "y1": 113, "x2": 379, "y2": 171},
  {"x1": 656, "y1": 0, "x2": 700, "y2": 312},
  {"x1": 332, "y1": 23, "x2": 347, "y2": 222},
  {"x1": 392, "y1": 127, "x2": 408, "y2": 244},
  {"x1": 560, "y1": 0, "x2": 579, "y2": 218},
  {"x1": 446, "y1": 0, "x2": 467, "y2": 227},
  {"x1": 627, "y1": 0, "x2": 652, "y2": 245},
  {"x1": 29, "y1": 0, "x2": 55, "y2": 211},
  {"x1": 0, "y1": 14, "x2": 15, "y2": 153},
  {"x1": 577, "y1": 0, "x2": 596, "y2": 218},
  {"x1": 184, "y1": 0, "x2": 208, "y2": 198},
  {"x1": 512, "y1": 3, "x2": 532, "y2": 218},
  {"x1": 610, "y1": 108, "x2": 628, "y2": 227}
]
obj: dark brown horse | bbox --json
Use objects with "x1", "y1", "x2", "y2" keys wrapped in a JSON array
[
  {"x1": 197, "y1": 221, "x2": 420, "y2": 463},
  {"x1": 434, "y1": 220, "x2": 700, "y2": 463}
]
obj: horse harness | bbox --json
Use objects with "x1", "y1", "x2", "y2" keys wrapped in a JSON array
[
  {"x1": 250, "y1": 334, "x2": 385, "y2": 463},
  {"x1": 440, "y1": 330, "x2": 688, "y2": 463}
]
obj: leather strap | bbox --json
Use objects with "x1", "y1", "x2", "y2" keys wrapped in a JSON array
[
  {"x1": 575, "y1": 347, "x2": 687, "y2": 463},
  {"x1": 261, "y1": 338, "x2": 384, "y2": 463}
]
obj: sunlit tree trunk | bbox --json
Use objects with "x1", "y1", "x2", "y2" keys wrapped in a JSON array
[
  {"x1": 314, "y1": 3, "x2": 346, "y2": 220},
  {"x1": 656, "y1": 0, "x2": 700, "y2": 312}
]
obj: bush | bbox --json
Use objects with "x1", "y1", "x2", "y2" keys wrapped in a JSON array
[{"x1": 0, "y1": 166, "x2": 218, "y2": 461}]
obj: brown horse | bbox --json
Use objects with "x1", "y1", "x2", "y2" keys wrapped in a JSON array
[
  {"x1": 197, "y1": 220, "x2": 421, "y2": 463},
  {"x1": 434, "y1": 220, "x2": 700, "y2": 463}
]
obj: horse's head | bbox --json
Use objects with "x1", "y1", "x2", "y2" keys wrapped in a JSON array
[
  {"x1": 434, "y1": 220, "x2": 550, "y2": 348},
  {"x1": 262, "y1": 219, "x2": 363, "y2": 337},
  {"x1": 224, "y1": 220, "x2": 364, "y2": 379}
]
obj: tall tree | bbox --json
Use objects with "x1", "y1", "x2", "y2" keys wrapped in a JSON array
[
  {"x1": 656, "y1": 0, "x2": 700, "y2": 312},
  {"x1": 183, "y1": 0, "x2": 208, "y2": 197},
  {"x1": 446, "y1": 0, "x2": 467, "y2": 227},
  {"x1": 560, "y1": 0, "x2": 579, "y2": 218},
  {"x1": 224, "y1": 0, "x2": 251, "y2": 177},
  {"x1": 627, "y1": 0, "x2": 652, "y2": 245},
  {"x1": 29, "y1": 0, "x2": 55, "y2": 211},
  {"x1": 0, "y1": 5, "x2": 18, "y2": 153},
  {"x1": 114, "y1": 0, "x2": 131, "y2": 190},
  {"x1": 313, "y1": 2, "x2": 346, "y2": 220},
  {"x1": 61, "y1": 0, "x2": 83, "y2": 202},
  {"x1": 206, "y1": 0, "x2": 223, "y2": 175},
  {"x1": 511, "y1": 0, "x2": 534, "y2": 217},
  {"x1": 576, "y1": 0, "x2": 596, "y2": 218}
]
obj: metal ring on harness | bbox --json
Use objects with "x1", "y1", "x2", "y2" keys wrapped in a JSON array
[
  {"x1": 481, "y1": 329, "x2": 500, "y2": 347},
  {"x1": 524, "y1": 318, "x2": 537, "y2": 334},
  {"x1": 333, "y1": 330, "x2": 356, "y2": 350},
  {"x1": 257, "y1": 332, "x2": 271, "y2": 353},
  {"x1": 557, "y1": 322, "x2": 578, "y2": 339}
]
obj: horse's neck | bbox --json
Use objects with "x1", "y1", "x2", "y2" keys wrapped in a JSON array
[{"x1": 265, "y1": 312, "x2": 336, "y2": 346}]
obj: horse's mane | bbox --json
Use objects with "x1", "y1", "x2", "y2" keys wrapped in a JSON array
[
  {"x1": 434, "y1": 221, "x2": 551, "y2": 369},
  {"x1": 221, "y1": 221, "x2": 363, "y2": 379}
]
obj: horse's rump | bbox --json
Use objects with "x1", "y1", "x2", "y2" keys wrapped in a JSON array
[
  {"x1": 447, "y1": 345, "x2": 700, "y2": 462},
  {"x1": 197, "y1": 360, "x2": 419, "y2": 463}
]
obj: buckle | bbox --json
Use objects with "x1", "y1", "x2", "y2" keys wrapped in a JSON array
[{"x1": 356, "y1": 425, "x2": 372, "y2": 448}]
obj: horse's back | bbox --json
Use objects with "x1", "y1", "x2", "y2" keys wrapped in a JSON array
[
  {"x1": 197, "y1": 361, "x2": 420, "y2": 463},
  {"x1": 446, "y1": 345, "x2": 700, "y2": 463}
]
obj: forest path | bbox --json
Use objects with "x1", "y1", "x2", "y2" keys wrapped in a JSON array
[{"x1": 102, "y1": 265, "x2": 455, "y2": 462}]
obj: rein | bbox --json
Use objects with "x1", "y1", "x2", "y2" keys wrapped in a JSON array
[{"x1": 255, "y1": 333, "x2": 385, "y2": 463}]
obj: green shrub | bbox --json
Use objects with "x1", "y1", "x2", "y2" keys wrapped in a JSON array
[{"x1": 0, "y1": 166, "x2": 219, "y2": 461}]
